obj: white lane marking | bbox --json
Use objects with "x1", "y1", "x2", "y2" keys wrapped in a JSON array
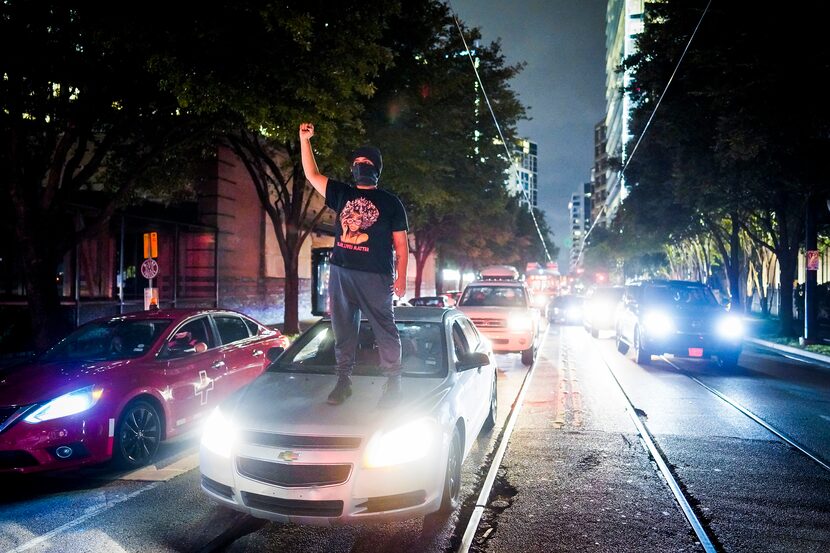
[
  {"x1": 3, "y1": 482, "x2": 160, "y2": 553},
  {"x1": 119, "y1": 452, "x2": 200, "y2": 482}
]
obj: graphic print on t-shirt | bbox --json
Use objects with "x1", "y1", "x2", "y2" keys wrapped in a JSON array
[{"x1": 338, "y1": 197, "x2": 380, "y2": 249}]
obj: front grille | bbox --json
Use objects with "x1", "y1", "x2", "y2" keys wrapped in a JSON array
[
  {"x1": 471, "y1": 319, "x2": 506, "y2": 329},
  {"x1": 0, "y1": 450, "x2": 39, "y2": 470},
  {"x1": 241, "y1": 431, "x2": 361, "y2": 450},
  {"x1": 241, "y1": 491, "x2": 343, "y2": 517},
  {"x1": 237, "y1": 457, "x2": 351, "y2": 488},
  {"x1": 201, "y1": 475, "x2": 234, "y2": 499}
]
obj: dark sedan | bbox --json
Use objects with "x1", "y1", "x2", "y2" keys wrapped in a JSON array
[{"x1": 615, "y1": 280, "x2": 742, "y2": 368}]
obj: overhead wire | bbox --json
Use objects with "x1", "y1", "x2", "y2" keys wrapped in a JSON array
[
  {"x1": 575, "y1": 0, "x2": 713, "y2": 267},
  {"x1": 448, "y1": 6, "x2": 553, "y2": 264}
]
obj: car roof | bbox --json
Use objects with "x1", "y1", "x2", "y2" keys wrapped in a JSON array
[
  {"x1": 320, "y1": 306, "x2": 457, "y2": 324},
  {"x1": 466, "y1": 280, "x2": 526, "y2": 288},
  {"x1": 635, "y1": 279, "x2": 707, "y2": 288},
  {"x1": 93, "y1": 308, "x2": 256, "y2": 324}
]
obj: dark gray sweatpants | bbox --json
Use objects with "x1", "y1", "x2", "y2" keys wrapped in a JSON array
[{"x1": 329, "y1": 264, "x2": 401, "y2": 378}]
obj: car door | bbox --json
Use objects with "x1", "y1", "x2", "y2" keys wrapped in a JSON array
[
  {"x1": 161, "y1": 315, "x2": 225, "y2": 431},
  {"x1": 450, "y1": 319, "x2": 486, "y2": 435},
  {"x1": 212, "y1": 313, "x2": 266, "y2": 393},
  {"x1": 458, "y1": 317, "x2": 492, "y2": 430}
]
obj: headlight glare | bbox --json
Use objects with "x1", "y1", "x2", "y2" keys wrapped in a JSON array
[
  {"x1": 644, "y1": 311, "x2": 675, "y2": 337},
  {"x1": 508, "y1": 314, "x2": 532, "y2": 331},
  {"x1": 364, "y1": 418, "x2": 435, "y2": 468},
  {"x1": 201, "y1": 407, "x2": 237, "y2": 459},
  {"x1": 24, "y1": 385, "x2": 103, "y2": 423},
  {"x1": 717, "y1": 315, "x2": 744, "y2": 339}
]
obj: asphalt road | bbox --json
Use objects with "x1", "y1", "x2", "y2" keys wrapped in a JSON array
[{"x1": 2, "y1": 325, "x2": 830, "y2": 553}]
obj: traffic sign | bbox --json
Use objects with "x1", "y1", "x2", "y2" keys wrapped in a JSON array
[
  {"x1": 141, "y1": 258, "x2": 159, "y2": 280},
  {"x1": 143, "y1": 232, "x2": 158, "y2": 258}
]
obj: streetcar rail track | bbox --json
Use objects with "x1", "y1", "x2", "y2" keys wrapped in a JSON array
[
  {"x1": 597, "y1": 350, "x2": 718, "y2": 553},
  {"x1": 455, "y1": 325, "x2": 548, "y2": 553},
  {"x1": 660, "y1": 356, "x2": 830, "y2": 473}
]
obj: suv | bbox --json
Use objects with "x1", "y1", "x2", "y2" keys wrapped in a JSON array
[
  {"x1": 457, "y1": 266, "x2": 541, "y2": 366},
  {"x1": 615, "y1": 280, "x2": 743, "y2": 368}
]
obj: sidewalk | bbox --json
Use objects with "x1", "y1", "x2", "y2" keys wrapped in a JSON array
[{"x1": 743, "y1": 314, "x2": 830, "y2": 368}]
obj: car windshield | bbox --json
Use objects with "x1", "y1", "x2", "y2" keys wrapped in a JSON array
[
  {"x1": 269, "y1": 321, "x2": 447, "y2": 378},
  {"x1": 553, "y1": 295, "x2": 582, "y2": 308},
  {"x1": 41, "y1": 319, "x2": 172, "y2": 362},
  {"x1": 410, "y1": 297, "x2": 443, "y2": 307},
  {"x1": 591, "y1": 288, "x2": 623, "y2": 302},
  {"x1": 459, "y1": 286, "x2": 527, "y2": 307},
  {"x1": 644, "y1": 284, "x2": 719, "y2": 307}
]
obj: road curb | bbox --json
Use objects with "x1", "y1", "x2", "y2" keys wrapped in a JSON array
[{"x1": 746, "y1": 337, "x2": 830, "y2": 368}]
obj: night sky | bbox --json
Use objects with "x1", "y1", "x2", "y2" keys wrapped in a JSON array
[{"x1": 448, "y1": 0, "x2": 607, "y2": 270}]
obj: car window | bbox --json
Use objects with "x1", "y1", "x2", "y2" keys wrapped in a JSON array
[
  {"x1": 271, "y1": 321, "x2": 447, "y2": 378},
  {"x1": 458, "y1": 318, "x2": 481, "y2": 351},
  {"x1": 214, "y1": 315, "x2": 252, "y2": 345},
  {"x1": 242, "y1": 316, "x2": 261, "y2": 336},
  {"x1": 644, "y1": 285, "x2": 718, "y2": 307},
  {"x1": 451, "y1": 321, "x2": 470, "y2": 362},
  {"x1": 164, "y1": 317, "x2": 213, "y2": 357},
  {"x1": 41, "y1": 319, "x2": 171, "y2": 362},
  {"x1": 460, "y1": 286, "x2": 527, "y2": 307}
]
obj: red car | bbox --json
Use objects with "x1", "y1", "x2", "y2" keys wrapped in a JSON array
[{"x1": 0, "y1": 309, "x2": 288, "y2": 474}]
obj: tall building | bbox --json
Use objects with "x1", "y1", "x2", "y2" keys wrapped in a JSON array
[
  {"x1": 568, "y1": 182, "x2": 592, "y2": 271},
  {"x1": 508, "y1": 138, "x2": 538, "y2": 208},
  {"x1": 591, "y1": 120, "x2": 608, "y2": 226},
  {"x1": 604, "y1": 0, "x2": 645, "y2": 222}
]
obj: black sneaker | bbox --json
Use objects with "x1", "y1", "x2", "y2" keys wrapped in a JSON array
[
  {"x1": 327, "y1": 377, "x2": 352, "y2": 405},
  {"x1": 377, "y1": 376, "x2": 402, "y2": 410}
]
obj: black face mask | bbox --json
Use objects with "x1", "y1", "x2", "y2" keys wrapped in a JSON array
[{"x1": 351, "y1": 163, "x2": 379, "y2": 186}]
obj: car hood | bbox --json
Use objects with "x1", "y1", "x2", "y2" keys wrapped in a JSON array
[
  {"x1": 227, "y1": 372, "x2": 451, "y2": 438},
  {"x1": 0, "y1": 359, "x2": 129, "y2": 405}
]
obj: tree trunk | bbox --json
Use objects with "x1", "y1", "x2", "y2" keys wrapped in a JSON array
[
  {"x1": 728, "y1": 215, "x2": 742, "y2": 311},
  {"x1": 777, "y1": 251, "x2": 798, "y2": 336},
  {"x1": 25, "y1": 255, "x2": 70, "y2": 350},
  {"x1": 283, "y1": 254, "x2": 300, "y2": 335}
]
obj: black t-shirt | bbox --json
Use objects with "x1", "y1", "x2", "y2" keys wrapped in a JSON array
[{"x1": 325, "y1": 179, "x2": 408, "y2": 275}]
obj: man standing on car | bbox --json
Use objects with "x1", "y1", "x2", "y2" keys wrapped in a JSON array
[{"x1": 299, "y1": 122, "x2": 409, "y2": 408}]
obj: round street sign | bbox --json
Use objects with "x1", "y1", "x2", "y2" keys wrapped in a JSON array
[{"x1": 141, "y1": 258, "x2": 159, "y2": 280}]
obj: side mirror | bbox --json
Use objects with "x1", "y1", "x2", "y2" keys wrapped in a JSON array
[
  {"x1": 266, "y1": 346, "x2": 285, "y2": 362},
  {"x1": 193, "y1": 342, "x2": 208, "y2": 354},
  {"x1": 457, "y1": 351, "x2": 490, "y2": 371}
]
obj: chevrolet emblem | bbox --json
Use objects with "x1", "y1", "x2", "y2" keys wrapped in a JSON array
[{"x1": 277, "y1": 450, "x2": 300, "y2": 462}]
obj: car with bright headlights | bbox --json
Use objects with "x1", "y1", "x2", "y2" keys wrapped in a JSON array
[
  {"x1": 615, "y1": 280, "x2": 743, "y2": 368},
  {"x1": 583, "y1": 286, "x2": 624, "y2": 337},
  {"x1": 0, "y1": 309, "x2": 287, "y2": 474},
  {"x1": 199, "y1": 306, "x2": 498, "y2": 525},
  {"x1": 549, "y1": 294, "x2": 585, "y2": 325},
  {"x1": 456, "y1": 267, "x2": 541, "y2": 366}
]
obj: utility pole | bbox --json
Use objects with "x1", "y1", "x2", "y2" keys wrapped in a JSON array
[{"x1": 802, "y1": 195, "x2": 818, "y2": 344}]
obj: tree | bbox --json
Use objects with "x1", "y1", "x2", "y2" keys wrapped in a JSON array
[
  {"x1": 623, "y1": 0, "x2": 830, "y2": 334},
  {"x1": 361, "y1": 1, "x2": 528, "y2": 296},
  {"x1": 1, "y1": 3, "x2": 219, "y2": 348}
]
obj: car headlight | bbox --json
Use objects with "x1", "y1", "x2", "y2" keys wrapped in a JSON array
[
  {"x1": 508, "y1": 314, "x2": 533, "y2": 331},
  {"x1": 201, "y1": 407, "x2": 237, "y2": 459},
  {"x1": 364, "y1": 418, "x2": 436, "y2": 468},
  {"x1": 24, "y1": 385, "x2": 104, "y2": 423},
  {"x1": 643, "y1": 311, "x2": 675, "y2": 337},
  {"x1": 717, "y1": 315, "x2": 744, "y2": 339}
]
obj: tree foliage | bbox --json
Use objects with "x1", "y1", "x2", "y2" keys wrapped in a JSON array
[{"x1": 617, "y1": 0, "x2": 830, "y2": 334}]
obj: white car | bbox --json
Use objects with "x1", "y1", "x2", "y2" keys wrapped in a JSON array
[
  {"x1": 199, "y1": 307, "x2": 497, "y2": 525},
  {"x1": 456, "y1": 276, "x2": 541, "y2": 366}
]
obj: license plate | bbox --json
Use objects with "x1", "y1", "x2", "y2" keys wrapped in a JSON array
[{"x1": 688, "y1": 347, "x2": 704, "y2": 357}]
